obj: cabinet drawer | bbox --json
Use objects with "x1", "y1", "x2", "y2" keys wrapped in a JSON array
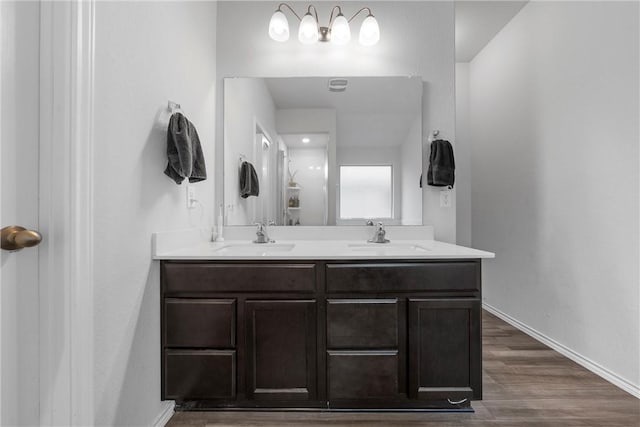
[
  {"x1": 328, "y1": 351, "x2": 399, "y2": 399},
  {"x1": 164, "y1": 299, "x2": 235, "y2": 348},
  {"x1": 164, "y1": 350, "x2": 236, "y2": 400},
  {"x1": 326, "y1": 262, "x2": 478, "y2": 293},
  {"x1": 163, "y1": 263, "x2": 316, "y2": 293},
  {"x1": 327, "y1": 299, "x2": 398, "y2": 349}
]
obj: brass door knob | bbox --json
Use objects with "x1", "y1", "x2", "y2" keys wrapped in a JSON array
[{"x1": 1, "y1": 225, "x2": 42, "y2": 251}]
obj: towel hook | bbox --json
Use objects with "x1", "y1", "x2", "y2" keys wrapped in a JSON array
[
  {"x1": 168, "y1": 100, "x2": 182, "y2": 113},
  {"x1": 428, "y1": 130, "x2": 440, "y2": 142}
]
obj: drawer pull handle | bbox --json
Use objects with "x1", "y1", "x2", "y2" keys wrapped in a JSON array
[{"x1": 447, "y1": 398, "x2": 468, "y2": 405}]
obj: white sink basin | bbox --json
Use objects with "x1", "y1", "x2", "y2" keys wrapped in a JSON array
[
  {"x1": 212, "y1": 243, "x2": 296, "y2": 255},
  {"x1": 347, "y1": 243, "x2": 430, "y2": 253}
]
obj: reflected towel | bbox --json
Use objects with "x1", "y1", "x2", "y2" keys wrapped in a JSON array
[
  {"x1": 164, "y1": 112, "x2": 207, "y2": 184},
  {"x1": 239, "y1": 161, "x2": 259, "y2": 198},
  {"x1": 427, "y1": 139, "x2": 455, "y2": 187}
]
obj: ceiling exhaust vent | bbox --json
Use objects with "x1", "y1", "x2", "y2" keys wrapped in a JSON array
[{"x1": 328, "y1": 78, "x2": 348, "y2": 92}]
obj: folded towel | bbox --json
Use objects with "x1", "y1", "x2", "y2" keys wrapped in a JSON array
[
  {"x1": 426, "y1": 139, "x2": 455, "y2": 187},
  {"x1": 239, "y1": 161, "x2": 259, "y2": 198},
  {"x1": 164, "y1": 112, "x2": 207, "y2": 184}
]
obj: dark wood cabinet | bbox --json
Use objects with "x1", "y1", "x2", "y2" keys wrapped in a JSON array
[
  {"x1": 327, "y1": 299, "x2": 399, "y2": 349},
  {"x1": 327, "y1": 350, "x2": 400, "y2": 400},
  {"x1": 161, "y1": 259, "x2": 482, "y2": 411},
  {"x1": 164, "y1": 298, "x2": 235, "y2": 348},
  {"x1": 326, "y1": 298, "x2": 406, "y2": 404},
  {"x1": 408, "y1": 299, "x2": 481, "y2": 404},
  {"x1": 164, "y1": 350, "x2": 236, "y2": 400},
  {"x1": 245, "y1": 300, "x2": 317, "y2": 401},
  {"x1": 325, "y1": 262, "x2": 479, "y2": 293}
]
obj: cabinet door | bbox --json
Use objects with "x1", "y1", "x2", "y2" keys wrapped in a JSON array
[
  {"x1": 245, "y1": 300, "x2": 317, "y2": 401},
  {"x1": 408, "y1": 299, "x2": 481, "y2": 403}
]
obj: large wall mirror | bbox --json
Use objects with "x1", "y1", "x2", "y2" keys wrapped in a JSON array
[{"x1": 223, "y1": 76, "x2": 423, "y2": 226}]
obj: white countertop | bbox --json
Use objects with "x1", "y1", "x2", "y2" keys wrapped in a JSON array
[
  {"x1": 153, "y1": 239, "x2": 494, "y2": 261},
  {"x1": 151, "y1": 226, "x2": 494, "y2": 260}
]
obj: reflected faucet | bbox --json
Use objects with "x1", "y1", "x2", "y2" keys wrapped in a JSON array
[
  {"x1": 254, "y1": 222, "x2": 274, "y2": 244},
  {"x1": 368, "y1": 222, "x2": 390, "y2": 244}
]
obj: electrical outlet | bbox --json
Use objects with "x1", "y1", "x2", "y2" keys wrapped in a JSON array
[
  {"x1": 186, "y1": 185, "x2": 197, "y2": 209},
  {"x1": 440, "y1": 189, "x2": 451, "y2": 208}
]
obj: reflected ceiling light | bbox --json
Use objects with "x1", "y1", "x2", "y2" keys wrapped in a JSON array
[
  {"x1": 268, "y1": 4, "x2": 379, "y2": 46},
  {"x1": 302, "y1": 137, "x2": 310, "y2": 143}
]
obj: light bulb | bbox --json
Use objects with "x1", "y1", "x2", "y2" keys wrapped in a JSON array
[
  {"x1": 298, "y1": 12, "x2": 319, "y2": 44},
  {"x1": 331, "y1": 13, "x2": 351, "y2": 45},
  {"x1": 359, "y1": 15, "x2": 380, "y2": 46},
  {"x1": 269, "y1": 10, "x2": 290, "y2": 42}
]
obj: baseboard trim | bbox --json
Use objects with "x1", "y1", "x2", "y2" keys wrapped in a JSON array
[
  {"x1": 482, "y1": 303, "x2": 640, "y2": 399},
  {"x1": 153, "y1": 401, "x2": 175, "y2": 427}
]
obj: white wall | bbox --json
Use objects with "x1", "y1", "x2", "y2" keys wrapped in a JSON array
[
  {"x1": 216, "y1": 1, "x2": 457, "y2": 242},
  {"x1": 224, "y1": 78, "x2": 278, "y2": 225},
  {"x1": 400, "y1": 115, "x2": 423, "y2": 225},
  {"x1": 469, "y1": 2, "x2": 639, "y2": 393},
  {"x1": 93, "y1": 2, "x2": 217, "y2": 425},
  {"x1": 454, "y1": 63, "x2": 471, "y2": 246}
]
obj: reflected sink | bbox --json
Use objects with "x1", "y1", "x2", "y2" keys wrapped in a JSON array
[
  {"x1": 212, "y1": 243, "x2": 296, "y2": 255},
  {"x1": 347, "y1": 243, "x2": 430, "y2": 253}
]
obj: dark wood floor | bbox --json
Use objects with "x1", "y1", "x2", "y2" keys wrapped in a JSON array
[{"x1": 167, "y1": 310, "x2": 640, "y2": 426}]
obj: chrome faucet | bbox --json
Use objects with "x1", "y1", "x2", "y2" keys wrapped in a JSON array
[
  {"x1": 253, "y1": 222, "x2": 274, "y2": 244},
  {"x1": 368, "y1": 222, "x2": 390, "y2": 244}
]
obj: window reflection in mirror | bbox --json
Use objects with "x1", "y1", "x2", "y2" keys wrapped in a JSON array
[{"x1": 339, "y1": 165, "x2": 392, "y2": 220}]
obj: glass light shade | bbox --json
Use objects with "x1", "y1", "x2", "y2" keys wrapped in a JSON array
[
  {"x1": 269, "y1": 10, "x2": 290, "y2": 42},
  {"x1": 359, "y1": 15, "x2": 380, "y2": 46},
  {"x1": 330, "y1": 14, "x2": 351, "y2": 45},
  {"x1": 298, "y1": 12, "x2": 319, "y2": 44}
]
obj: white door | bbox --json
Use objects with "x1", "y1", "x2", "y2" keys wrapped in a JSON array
[{"x1": 0, "y1": 1, "x2": 42, "y2": 425}]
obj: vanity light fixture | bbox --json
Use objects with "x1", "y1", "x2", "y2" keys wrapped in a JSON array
[{"x1": 268, "y1": 3, "x2": 380, "y2": 46}]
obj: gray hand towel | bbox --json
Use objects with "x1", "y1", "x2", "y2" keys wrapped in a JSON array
[
  {"x1": 164, "y1": 112, "x2": 207, "y2": 184},
  {"x1": 239, "y1": 161, "x2": 259, "y2": 198},
  {"x1": 427, "y1": 139, "x2": 455, "y2": 187}
]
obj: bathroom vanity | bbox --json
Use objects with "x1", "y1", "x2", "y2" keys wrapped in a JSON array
[
  {"x1": 156, "y1": 233, "x2": 493, "y2": 411},
  {"x1": 158, "y1": 72, "x2": 497, "y2": 412}
]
